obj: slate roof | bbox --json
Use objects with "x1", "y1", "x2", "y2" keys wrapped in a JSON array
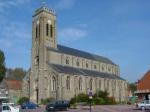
[
  {"x1": 49, "y1": 63, "x2": 125, "y2": 81},
  {"x1": 47, "y1": 45, "x2": 116, "y2": 65}
]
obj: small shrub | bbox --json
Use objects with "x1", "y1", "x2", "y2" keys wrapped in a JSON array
[{"x1": 17, "y1": 97, "x2": 29, "y2": 105}]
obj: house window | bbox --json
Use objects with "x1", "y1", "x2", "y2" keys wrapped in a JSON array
[
  {"x1": 79, "y1": 77, "x2": 82, "y2": 90},
  {"x1": 94, "y1": 65, "x2": 97, "y2": 69},
  {"x1": 52, "y1": 76, "x2": 56, "y2": 91},
  {"x1": 66, "y1": 76, "x2": 70, "y2": 90}
]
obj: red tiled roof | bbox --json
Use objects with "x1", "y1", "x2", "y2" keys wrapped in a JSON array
[
  {"x1": 6, "y1": 79, "x2": 22, "y2": 90},
  {"x1": 137, "y1": 70, "x2": 150, "y2": 90}
]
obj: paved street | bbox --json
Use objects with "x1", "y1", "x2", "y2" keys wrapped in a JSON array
[{"x1": 20, "y1": 105, "x2": 150, "y2": 112}]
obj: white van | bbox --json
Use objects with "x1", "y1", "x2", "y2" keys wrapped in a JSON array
[{"x1": 0, "y1": 104, "x2": 19, "y2": 112}]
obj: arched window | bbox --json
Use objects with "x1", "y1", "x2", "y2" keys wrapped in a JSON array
[
  {"x1": 99, "y1": 80, "x2": 101, "y2": 90},
  {"x1": 86, "y1": 62, "x2": 88, "y2": 68},
  {"x1": 102, "y1": 66, "x2": 104, "y2": 71},
  {"x1": 79, "y1": 77, "x2": 82, "y2": 90},
  {"x1": 50, "y1": 25, "x2": 53, "y2": 37},
  {"x1": 89, "y1": 79, "x2": 92, "y2": 90},
  {"x1": 34, "y1": 56, "x2": 39, "y2": 65},
  {"x1": 66, "y1": 58, "x2": 69, "y2": 64},
  {"x1": 36, "y1": 25, "x2": 38, "y2": 38},
  {"x1": 39, "y1": 24, "x2": 40, "y2": 37},
  {"x1": 76, "y1": 60, "x2": 80, "y2": 66},
  {"x1": 52, "y1": 76, "x2": 56, "y2": 91},
  {"x1": 107, "y1": 80, "x2": 109, "y2": 90},
  {"x1": 108, "y1": 67, "x2": 111, "y2": 72},
  {"x1": 46, "y1": 23, "x2": 49, "y2": 36},
  {"x1": 66, "y1": 76, "x2": 70, "y2": 90}
]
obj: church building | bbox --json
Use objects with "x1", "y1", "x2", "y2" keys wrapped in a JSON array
[{"x1": 30, "y1": 5, "x2": 128, "y2": 103}]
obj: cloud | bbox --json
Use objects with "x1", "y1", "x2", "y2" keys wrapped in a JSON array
[
  {"x1": 0, "y1": 21, "x2": 31, "y2": 53},
  {"x1": 0, "y1": 0, "x2": 31, "y2": 13},
  {"x1": 58, "y1": 27, "x2": 87, "y2": 43},
  {"x1": 56, "y1": 0, "x2": 75, "y2": 10}
]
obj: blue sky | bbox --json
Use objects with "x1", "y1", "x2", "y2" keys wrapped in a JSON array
[{"x1": 0, "y1": 0, "x2": 150, "y2": 83}]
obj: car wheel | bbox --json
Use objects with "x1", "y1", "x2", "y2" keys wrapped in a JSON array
[{"x1": 141, "y1": 106, "x2": 145, "y2": 110}]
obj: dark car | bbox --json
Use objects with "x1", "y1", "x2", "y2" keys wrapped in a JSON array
[
  {"x1": 21, "y1": 102, "x2": 38, "y2": 109},
  {"x1": 46, "y1": 100, "x2": 70, "y2": 111}
]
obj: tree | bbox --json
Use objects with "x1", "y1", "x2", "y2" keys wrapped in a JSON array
[
  {"x1": 6, "y1": 68, "x2": 26, "y2": 81},
  {"x1": 0, "y1": 50, "x2": 6, "y2": 82},
  {"x1": 128, "y1": 83, "x2": 137, "y2": 94}
]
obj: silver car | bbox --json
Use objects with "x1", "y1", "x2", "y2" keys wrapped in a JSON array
[{"x1": 136, "y1": 100, "x2": 150, "y2": 110}]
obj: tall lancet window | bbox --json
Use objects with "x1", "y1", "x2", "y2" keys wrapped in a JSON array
[
  {"x1": 36, "y1": 26, "x2": 38, "y2": 38},
  {"x1": 50, "y1": 24, "x2": 53, "y2": 37},
  {"x1": 52, "y1": 76, "x2": 56, "y2": 91},
  {"x1": 46, "y1": 23, "x2": 49, "y2": 36},
  {"x1": 79, "y1": 77, "x2": 82, "y2": 90},
  {"x1": 66, "y1": 76, "x2": 70, "y2": 90},
  {"x1": 89, "y1": 79, "x2": 92, "y2": 90},
  {"x1": 36, "y1": 20, "x2": 40, "y2": 38}
]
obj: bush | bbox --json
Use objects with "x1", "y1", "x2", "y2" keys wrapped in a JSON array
[
  {"x1": 17, "y1": 97, "x2": 29, "y2": 105},
  {"x1": 70, "y1": 91, "x2": 116, "y2": 105},
  {"x1": 93, "y1": 97, "x2": 105, "y2": 105},
  {"x1": 107, "y1": 96, "x2": 116, "y2": 105},
  {"x1": 70, "y1": 93, "x2": 89, "y2": 104},
  {"x1": 41, "y1": 97, "x2": 54, "y2": 105}
]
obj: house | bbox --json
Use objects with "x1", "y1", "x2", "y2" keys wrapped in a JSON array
[{"x1": 135, "y1": 70, "x2": 150, "y2": 100}]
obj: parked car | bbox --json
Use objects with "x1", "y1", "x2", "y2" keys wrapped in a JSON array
[
  {"x1": 46, "y1": 100, "x2": 70, "y2": 111},
  {"x1": 0, "y1": 104, "x2": 19, "y2": 112},
  {"x1": 21, "y1": 102, "x2": 38, "y2": 109},
  {"x1": 136, "y1": 100, "x2": 150, "y2": 110}
]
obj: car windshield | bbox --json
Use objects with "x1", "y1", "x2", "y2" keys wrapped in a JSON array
[{"x1": 49, "y1": 101, "x2": 56, "y2": 105}]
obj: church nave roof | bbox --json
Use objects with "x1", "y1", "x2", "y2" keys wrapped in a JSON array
[{"x1": 48, "y1": 63, "x2": 125, "y2": 81}]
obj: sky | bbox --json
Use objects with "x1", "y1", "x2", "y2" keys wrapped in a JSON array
[{"x1": 0, "y1": 0, "x2": 150, "y2": 83}]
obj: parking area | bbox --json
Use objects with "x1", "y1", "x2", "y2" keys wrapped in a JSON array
[{"x1": 20, "y1": 105, "x2": 150, "y2": 112}]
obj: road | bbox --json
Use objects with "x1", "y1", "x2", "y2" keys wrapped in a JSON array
[{"x1": 20, "y1": 105, "x2": 150, "y2": 112}]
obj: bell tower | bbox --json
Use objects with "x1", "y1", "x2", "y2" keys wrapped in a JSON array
[
  {"x1": 32, "y1": 6, "x2": 57, "y2": 49},
  {"x1": 30, "y1": 5, "x2": 57, "y2": 103}
]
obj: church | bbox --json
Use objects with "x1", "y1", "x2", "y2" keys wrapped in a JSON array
[{"x1": 29, "y1": 5, "x2": 128, "y2": 103}]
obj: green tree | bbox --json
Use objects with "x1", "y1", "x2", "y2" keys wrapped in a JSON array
[
  {"x1": 128, "y1": 83, "x2": 137, "y2": 94},
  {"x1": 0, "y1": 50, "x2": 6, "y2": 82}
]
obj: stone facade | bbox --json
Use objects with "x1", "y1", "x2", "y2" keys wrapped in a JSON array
[{"x1": 30, "y1": 6, "x2": 128, "y2": 103}]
